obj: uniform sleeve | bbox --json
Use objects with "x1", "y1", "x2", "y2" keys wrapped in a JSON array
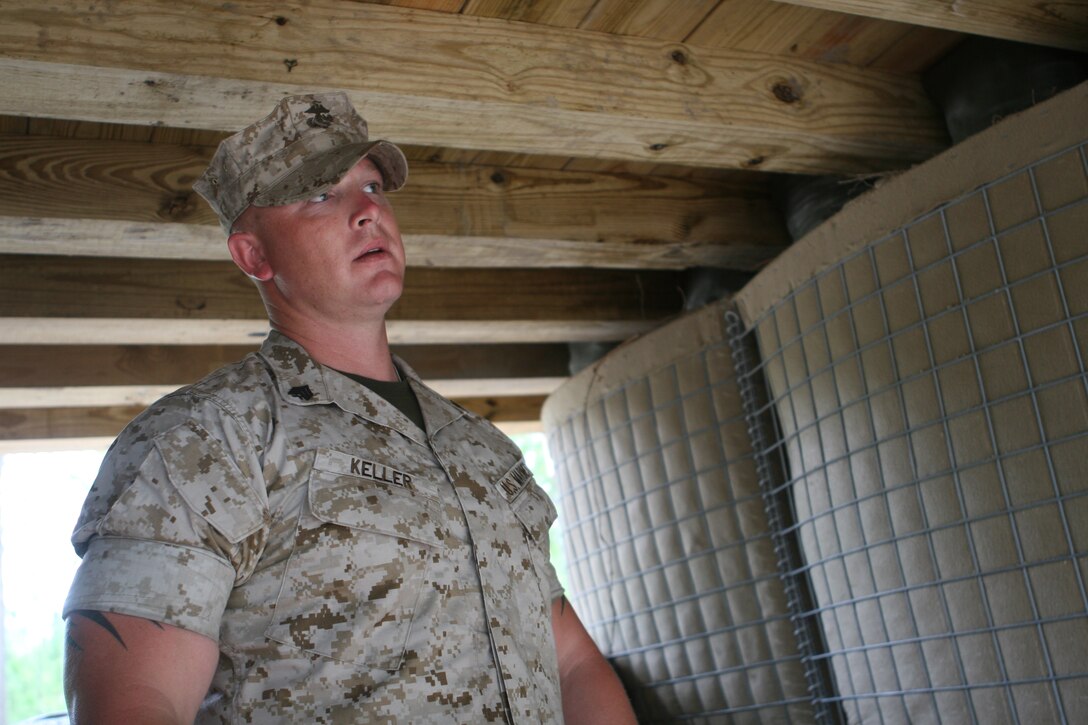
[
  {"x1": 538, "y1": 528, "x2": 566, "y2": 602},
  {"x1": 64, "y1": 398, "x2": 268, "y2": 641}
]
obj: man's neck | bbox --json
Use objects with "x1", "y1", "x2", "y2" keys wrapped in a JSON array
[{"x1": 270, "y1": 318, "x2": 398, "y2": 382}]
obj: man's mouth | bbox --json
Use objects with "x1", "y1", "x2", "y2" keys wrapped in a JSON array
[{"x1": 356, "y1": 246, "x2": 385, "y2": 260}]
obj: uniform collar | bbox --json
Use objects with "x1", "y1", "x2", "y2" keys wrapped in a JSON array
[
  {"x1": 394, "y1": 354, "x2": 467, "y2": 437},
  {"x1": 258, "y1": 331, "x2": 465, "y2": 441}
]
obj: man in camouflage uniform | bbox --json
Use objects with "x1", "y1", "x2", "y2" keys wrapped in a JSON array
[{"x1": 62, "y1": 92, "x2": 636, "y2": 724}]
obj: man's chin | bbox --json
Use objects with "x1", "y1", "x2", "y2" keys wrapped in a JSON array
[{"x1": 364, "y1": 280, "x2": 405, "y2": 313}]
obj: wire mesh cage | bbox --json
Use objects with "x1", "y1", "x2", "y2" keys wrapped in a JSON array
[
  {"x1": 542, "y1": 88, "x2": 1087, "y2": 724},
  {"x1": 739, "y1": 141, "x2": 1088, "y2": 725},
  {"x1": 545, "y1": 306, "x2": 818, "y2": 723}
]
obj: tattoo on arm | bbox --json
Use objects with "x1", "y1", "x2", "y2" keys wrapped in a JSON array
[
  {"x1": 72, "y1": 610, "x2": 128, "y2": 649},
  {"x1": 69, "y1": 610, "x2": 161, "y2": 650}
]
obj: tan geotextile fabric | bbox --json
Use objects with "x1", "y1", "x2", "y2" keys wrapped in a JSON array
[
  {"x1": 735, "y1": 84, "x2": 1088, "y2": 723},
  {"x1": 542, "y1": 300, "x2": 814, "y2": 723}
]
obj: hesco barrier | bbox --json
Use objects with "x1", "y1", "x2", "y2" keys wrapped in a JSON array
[
  {"x1": 542, "y1": 83, "x2": 1088, "y2": 724},
  {"x1": 544, "y1": 300, "x2": 817, "y2": 722}
]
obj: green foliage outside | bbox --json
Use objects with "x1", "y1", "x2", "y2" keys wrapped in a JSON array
[{"x1": 5, "y1": 623, "x2": 66, "y2": 723}]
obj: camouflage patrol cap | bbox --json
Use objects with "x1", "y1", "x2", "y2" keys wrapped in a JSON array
[{"x1": 194, "y1": 92, "x2": 408, "y2": 232}]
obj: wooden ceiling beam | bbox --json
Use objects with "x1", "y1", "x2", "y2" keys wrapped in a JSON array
[
  {"x1": 0, "y1": 405, "x2": 147, "y2": 442},
  {"x1": 0, "y1": 216, "x2": 783, "y2": 272},
  {"x1": 0, "y1": 255, "x2": 685, "y2": 345},
  {"x1": 0, "y1": 379, "x2": 566, "y2": 409},
  {"x1": 0, "y1": 318, "x2": 653, "y2": 346},
  {"x1": 0, "y1": 255, "x2": 684, "y2": 321},
  {"x1": 0, "y1": 1, "x2": 947, "y2": 173},
  {"x1": 0, "y1": 344, "x2": 259, "y2": 387},
  {"x1": 457, "y1": 395, "x2": 547, "y2": 425},
  {"x1": 0, "y1": 343, "x2": 571, "y2": 407},
  {"x1": 0, "y1": 344, "x2": 570, "y2": 387},
  {"x1": 0, "y1": 395, "x2": 547, "y2": 441},
  {"x1": 0, "y1": 136, "x2": 788, "y2": 270},
  {"x1": 770, "y1": 0, "x2": 1088, "y2": 52}
]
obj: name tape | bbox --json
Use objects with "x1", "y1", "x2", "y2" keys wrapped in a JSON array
[
  {"x1": 314, "y1": 449, "x2": 414, "y2": 488},
  {"x1": 497, "y1": 461, "x2": 533, "y2": 501}
]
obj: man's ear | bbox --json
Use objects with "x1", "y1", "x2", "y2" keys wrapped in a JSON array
[{"x1": 227, "y1": 231, "x2": 273, "y2": 282}]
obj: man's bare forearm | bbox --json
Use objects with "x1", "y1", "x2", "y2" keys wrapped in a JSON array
[
  {"x1": 552, "y1": 597, "x2": 638, "y2": 724},
  {"x1": 65, "y1": 610, "x2": 218, "y2": 725},
  {"x1": 559, "y1": 650, "x2": 637, "y2": 725}
]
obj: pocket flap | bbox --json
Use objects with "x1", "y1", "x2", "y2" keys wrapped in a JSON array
[
  {"x1": 310, "y1": 448, "x2": 443, "y2": 548},
  {"x1": 156, "y1": 420, "x2": 264, "y2": 545}
]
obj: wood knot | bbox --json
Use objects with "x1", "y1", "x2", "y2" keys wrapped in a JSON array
[
  {"x1": 176, "y1": 296, "x2": 207, "y2": 312},
  {"x1": 275, "y1": 16, "x2": 288, "y2": 25},
  {"x1": 490, "y1": 171, "x2": 506, "y2": 185},
  {"x1": 670, "y1": 49, "x2": 687, "y2": 65},
  {"x1": 772, "y1": 81, "x2": 801, "y2": 104},
  {"x1": 283, "y1": 58, "x2": 298, "y2": 72},
  {"x1": 649, "y1": 143, "x2": 668, "y2": 152},
  {"x1": 162, "y1": 193, "x2": 194, "y2": 220},
  {"x1": 743, "y1": 156, "x2": 765, "y2": 168}
]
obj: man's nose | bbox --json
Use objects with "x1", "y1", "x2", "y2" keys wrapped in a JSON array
[{"x1": 350, "y1": 191, "x2": 381, "y2": 227}]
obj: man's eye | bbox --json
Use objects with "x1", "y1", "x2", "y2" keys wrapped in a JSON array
[
  {"x1": 309, "y1": 191, "x2": 330, "y2": 203},
  {"x1": 363, "y1": 181, "x2": 382, "y2": 193}
]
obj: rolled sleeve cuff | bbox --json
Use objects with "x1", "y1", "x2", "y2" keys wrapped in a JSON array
[
  {"x1": 63, "y1": 536, "x2": 235, "y2": 641},
  {"x1": 539, "y1": 556, "x2": 565, "y2": 602}
]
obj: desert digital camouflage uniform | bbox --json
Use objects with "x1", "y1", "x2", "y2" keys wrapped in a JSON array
[{"x1": 64, "y1": 331, "x2": 564, "y2": 724}]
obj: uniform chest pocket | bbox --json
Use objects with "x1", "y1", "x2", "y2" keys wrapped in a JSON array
[
  {"x1": 508, "y1": 477, "x2": 561, "y2": 604},
  {"x1": 265, "y1": 460, "x2": 444, "y2": 671},
  {"x1": 511, "y1": 482, "x2": 557, "y2": 545},
  {"x1": 497, "y1": 459, "x2": 557, "y2": 545}
]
